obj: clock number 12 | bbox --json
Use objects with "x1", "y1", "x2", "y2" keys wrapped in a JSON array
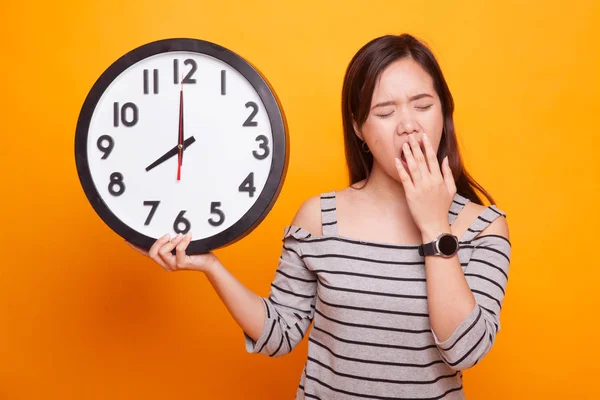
[{"x1": 173, "y1": 59, "x2": 197, "y2": 84}]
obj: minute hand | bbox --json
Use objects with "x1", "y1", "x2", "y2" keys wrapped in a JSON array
[{"x1": 145, "y1": 136, "x2": 196, "y2": 172}]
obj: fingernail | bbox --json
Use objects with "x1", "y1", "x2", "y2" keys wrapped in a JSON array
[
  {"x1": 164, "y1": 234, "x2": 170, "y2": 240},
  {"x1": 395, "y1": 157, "x2": 401, "y2": 168},
  {"x1": 423, "y1": 133, "x2": 428, "y2": 141}
]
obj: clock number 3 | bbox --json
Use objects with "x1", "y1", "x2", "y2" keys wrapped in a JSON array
[{"x1": 253, "y1": 135, "x2": 270, "y2": 160}]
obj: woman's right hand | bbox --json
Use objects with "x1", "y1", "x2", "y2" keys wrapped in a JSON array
[{"x1": 126, "y1": 233, "x2": 218, "y2": 273}]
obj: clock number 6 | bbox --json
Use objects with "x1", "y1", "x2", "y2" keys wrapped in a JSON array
[
  {"x1": 173, "y1": 210, "x2": 191, "y2": 234},
  {"x1": 208, "y1": 202, "x2": 225, "y2": 227}
]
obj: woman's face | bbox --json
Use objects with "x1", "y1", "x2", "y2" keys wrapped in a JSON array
[{"x1": 356, "y1": 57, "x2": 444, "y2": 181}]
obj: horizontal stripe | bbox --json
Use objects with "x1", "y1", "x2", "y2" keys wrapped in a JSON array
[
  {"x1": 298, "y1": 235, "x2": 421, "y2": 249},
  {"x1": 322, "y1": 207, "x2": 336, "y2": 212},
  {"x1": 446, "y1": 330, "x2": 486, "y2": 367},
  {"x1": 282, "y1": 245, "x2": 302, "y2": 258},
  {"x1": 271, "y1": 283, "x2": 314, "y2": 299},
  {"x1": 468, "y1": 257, "x2": 509, "y2": 279},
  {"x1": 268, "y1": 297, "x2": 312, "y2": 314},
  {"x1": 315, "y1": 308, "x2": 430, "y2": 333},
  {"x1": 313, "y1": 268, "x2": 426, "y2": 282},
  {"x1": 318, "y1": 295, "x2": 429, "y2": 318},
  {"x1": 319, "y1": 280, "x2": 427, "y2": 300},
  {"x1": 304, "y1": 394, "x2": 321, "y2": 400},
  {"x1": 471, "y1": 289, "x2": 502, "y2": 309},
  {"x1": 305, "y1": 374, "x2": 463, "y2": 399},
  {"x1": 489, "y1": 207, "x2": 504, "y2": 216},
  {"x1": 460, "y1": 245, "x2": 510, "y2": 263},
  {"x1": 470, "y1": 234, "x2": 511, "y2": 245},
  {"x1": 313, "y1": 325, "x2": 437, "y2": 351},
  {"x1": 302, "y1": 252, "x2": 424, "y2": 265},
  {"x1": 437, "y1": 307, "x2": 482, "y2": 351},
  {"x1": 309, "y1": 338, "x2": 444, "y2": 368},
  {"x1": 308, "y1": 356, "x2": 459, "y2": 385},
  {"x1": 464, "y1": 273, "x2": 505, "y2": 294},
  {"x1": 275, "y1": 269, "x2": 317, "y2": 283},
  {"x1": 480, "y1": 305, "x2": 498, "y2": 320}
]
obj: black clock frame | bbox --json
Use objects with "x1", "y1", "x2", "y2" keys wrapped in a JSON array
[{"x1": 75, "y1": 38, "x2": 289, "y2": 254}]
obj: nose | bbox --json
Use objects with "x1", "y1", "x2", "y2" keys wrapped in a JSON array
[{"x1": 395, "y1": 108, "x2": 420, "y2": 136}]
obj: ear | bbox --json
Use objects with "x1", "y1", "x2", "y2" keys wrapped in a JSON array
[{"x1": 352, "y1": 119, "x2": 363, "y2": 141}]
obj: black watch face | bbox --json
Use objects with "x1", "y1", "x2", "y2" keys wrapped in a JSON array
[{"x1": 438, "y1": 235, "x2": 458, "y2": 255}]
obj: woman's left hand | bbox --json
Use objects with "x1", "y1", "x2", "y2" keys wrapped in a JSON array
[{"x1": 395, "y1": 133, "x2": 457, "y2": 241}]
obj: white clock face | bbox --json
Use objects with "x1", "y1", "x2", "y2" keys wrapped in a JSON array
[{"x1": 85, "y1": 50, "x2": 275, "y2": 242}]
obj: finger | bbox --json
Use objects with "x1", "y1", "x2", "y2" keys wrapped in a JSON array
[
  {"x1": 442, "y1": 157, "x2": 457, "y2": 194},
  {"x1": 402, "y1": 141, "x2": 421, "y2": 184},
  {"x1": 175, "y1": 232, "x2": 193, "y2": 269},
  {"x1": 409, "y1": 134, "x2": 430, "y2": 179},
  {"x1": 422, "y1": 133, "x2": 442, "y2": 180},
  {"x1": 395, "y1": 157, "x2": 414, "y2": 192},
  {"x1": 148, "y1": 234, "x2": 172, "y2": 270},
  {"x1": 158, "y1": 233, "x2": 185, "y2": 271}
]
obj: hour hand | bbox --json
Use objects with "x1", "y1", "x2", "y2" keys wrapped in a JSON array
[{"x1": 145, "y1": 136, "x2": 196, "y2": 172}]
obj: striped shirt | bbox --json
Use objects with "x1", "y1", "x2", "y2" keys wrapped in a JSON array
[{"x1": 244, "y1": 191, "x2": 511, "y2": 399}]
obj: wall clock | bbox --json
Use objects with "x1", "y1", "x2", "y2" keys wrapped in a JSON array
[{"x1": 75, "y1": 38, "x2": 288, "y2": 254}]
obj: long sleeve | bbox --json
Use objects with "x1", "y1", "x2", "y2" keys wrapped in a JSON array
[
  {"x1": 244, "y1": 226, "x2": 317, "y2": 358},
  {"x1": 433, "y1": 233, "x2": 511, "y2": 370}
]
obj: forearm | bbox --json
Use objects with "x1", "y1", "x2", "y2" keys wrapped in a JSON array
[
  {"x1": 422, "y1": 223, "x2": 476, "y2": 342},
  {"x1": 204, "y1": 259, "x2": 266, "y2": 342}
]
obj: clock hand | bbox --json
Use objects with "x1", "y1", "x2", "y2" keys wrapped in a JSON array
[
  {"x1": 177, "y1": 81, "x2": 184, "y2": 180},
  {"x1": 145, "y1": 136, "x2": 196, "y2": 172}
]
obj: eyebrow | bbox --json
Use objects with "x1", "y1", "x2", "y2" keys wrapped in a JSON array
[{"x1": 370, "y1": 93, "x2": 434, "y2": 110}]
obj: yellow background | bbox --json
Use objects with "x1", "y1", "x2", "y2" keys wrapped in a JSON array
[{"x1": 1, "y1": 0, "x2": 598, "y2": 398}]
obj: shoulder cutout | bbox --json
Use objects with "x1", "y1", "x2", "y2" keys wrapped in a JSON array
[
  {"x1": 478, "y1": 213, "x2": 510, "y2": 241},
  {"x1": 456, "y1": 201, "x2": 509, "y2": 242},
  {"x1": 289, "y1": 195, "x2": 322, "y2": 237}
]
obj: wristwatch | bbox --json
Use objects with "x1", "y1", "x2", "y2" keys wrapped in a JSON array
[{"x1": 418, "y1": 233, "x2": 459, "y2": 258}]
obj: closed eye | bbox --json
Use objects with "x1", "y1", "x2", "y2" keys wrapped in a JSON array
[
  {"x1": 376, "y1": 111, "x2": 394, "y2": 118},
  {"x1": 416, "y1": 105, "x2": 433, "y2": 110}
]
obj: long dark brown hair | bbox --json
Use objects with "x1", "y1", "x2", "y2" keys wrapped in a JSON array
[{"x1": 341, "y1": 34, "x2": 495, "y2": 206}]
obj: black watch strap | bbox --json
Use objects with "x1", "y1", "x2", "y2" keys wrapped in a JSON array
[{"x1": 418, "y1": 241, "x2": 437, "y2": 257}]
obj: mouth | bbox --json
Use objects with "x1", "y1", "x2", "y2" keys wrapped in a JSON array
[{"x1": 399, "y1": 140, "x2": 426, "y2": 164}]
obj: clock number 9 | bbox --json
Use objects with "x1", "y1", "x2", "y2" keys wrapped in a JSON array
[
  {"x1": 208, "y1": 202, "x2": 225, "y2": 227},
  {"x1": 253, "y1": 135, "x2": 270, "y2": 160},
  {"x1": 97, "y1": 135, "x2": 114, "y2": 159},
  {"x1": 173, "y1": 210, "x2": 191, "y2": 234},
  {"x1": 108, "y1": 172, "x2": 125, "y2": 196}
]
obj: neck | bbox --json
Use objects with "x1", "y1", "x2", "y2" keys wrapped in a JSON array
[{"x1": 359, "y1": 161, "x2": 412, "y2": 217}]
